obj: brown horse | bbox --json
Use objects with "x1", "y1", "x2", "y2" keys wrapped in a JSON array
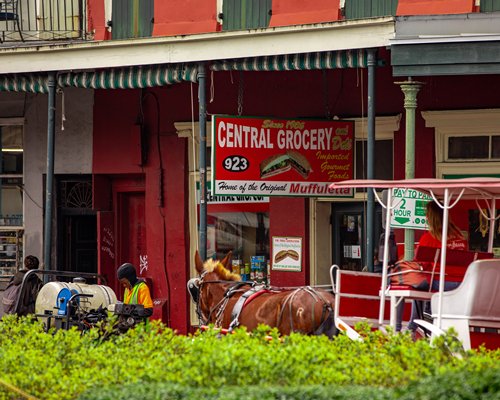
[{"x1": 188, "y1": 251, "x2": 338, "y2": 337}]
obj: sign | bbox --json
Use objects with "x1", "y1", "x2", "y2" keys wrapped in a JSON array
[
  {"x1": 211, "y1": 115, "x2": 354, "y2": 197},
  {"x1": 343, "y1": 245, "x2": 361, "y2": 259},
  {"x1": 196, "y1": 182, "x2": 269, "y2": 204},
  {"x1": 390, "y1": 188, "x2": 432, "y2": 230},
  {"x1": 271, "y1": 236, "x2": 302, "y2": 271}
]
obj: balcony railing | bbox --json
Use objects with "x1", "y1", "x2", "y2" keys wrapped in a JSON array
[{"x1": 0, "y1": 0, "x2": 86, "y2": 42}]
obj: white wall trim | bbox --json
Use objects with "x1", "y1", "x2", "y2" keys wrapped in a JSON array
[
  {"x1": 352, "y1": 114, "x2": 401, "y2": 140},
  {"x1": 0, "y1": 117, "x2": 25, "y2": 126},
  {"x1": 422, "y1": 109, "x2": 500, "y2": 177}
]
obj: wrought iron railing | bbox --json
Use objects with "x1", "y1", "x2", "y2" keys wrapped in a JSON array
[{"x1": 0, "y1": 0, "x2": 86, "y2": 42}]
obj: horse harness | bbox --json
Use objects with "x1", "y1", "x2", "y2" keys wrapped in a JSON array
[
  {"x1": 278, "y1": 286, "x2": 335, "y2": 335},
  {"x1": 189, "y1": 273, "x2": 335, "y2": 335},
  {"x1": 188, "y1": 273, "x2": 243, "y2": 326},
  {"x1": 228, "y1": 284, "x2": 268, "y2": 331}
]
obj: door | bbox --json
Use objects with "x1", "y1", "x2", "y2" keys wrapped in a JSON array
[
  {"x1": 117, "y1": 192, "x2": 146, "y2": 299},
  {"x1": 62, "y1": 214, "x2": 97, "y2": 274},
  {"x1": 332, "y1": 202, "x2": 382, "y2": 271}
]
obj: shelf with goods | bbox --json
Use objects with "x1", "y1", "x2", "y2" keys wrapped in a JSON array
[{"x1": 0, "y1": 228, "x2": 23, "y2": 283}]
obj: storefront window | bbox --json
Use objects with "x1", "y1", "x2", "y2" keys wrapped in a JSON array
[
  {"x1": 468, "y1": 209, "x2": 500, "y2": 255},
  {"x1": 0, "y1": 124, "x2": 23, "y2": 226},
  {"x1": 208, "y1": 211, "x2": 269, "y2": 263},
  {"x1": 0, "y1": 122, "x2": 23, "y2": 280},
  {"x1": 448, "y1": 136, "x2": 489, "y2": 159}
]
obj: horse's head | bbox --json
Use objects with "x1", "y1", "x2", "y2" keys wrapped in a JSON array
[
  {"x1": 188, "y1": 251, "x2": 241, "y2": 325},
  {"x1": 194, "y1": 250, "x2": 240, "y2": 281}
]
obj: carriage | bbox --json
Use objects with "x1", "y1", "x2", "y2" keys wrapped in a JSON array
[
  {"x1": 328, "y1": 177, "x2": 500, "y2": 350},
  {"x1": 191, "y1": 177, "x2": 500, "y2": 351}
]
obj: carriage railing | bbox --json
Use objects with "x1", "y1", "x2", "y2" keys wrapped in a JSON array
[{"x1": 0, "y1": 0, "x2": 87, "y2": 43}]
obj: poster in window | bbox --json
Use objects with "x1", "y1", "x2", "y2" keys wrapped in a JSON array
[{"x1": 272, "y1": 236, "x2": 302, "y2": 272}]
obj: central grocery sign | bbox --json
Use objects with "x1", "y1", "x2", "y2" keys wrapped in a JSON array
[{"x1": 211, "y1": 115, "x2": 354, "y2": 197}]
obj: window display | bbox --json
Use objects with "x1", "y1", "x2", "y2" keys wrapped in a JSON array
[{"x1": 208, "y1": 211, "x2": 269, "y2": 264}]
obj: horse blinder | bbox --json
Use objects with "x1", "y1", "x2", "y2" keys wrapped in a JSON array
[{"x1": 187, "y1": 278, "x2": 201, "y2": 303}]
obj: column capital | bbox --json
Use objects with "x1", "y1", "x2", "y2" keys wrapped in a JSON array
[{"x1": 395, "y1": 80, "x2": 424, "y2": 109}]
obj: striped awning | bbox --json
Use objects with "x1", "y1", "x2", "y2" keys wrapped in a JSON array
[
  {"x1": 0, "y1": 63, "x2": 199, "y2": 93},
  {"x1": 210, "y1": 49, "x2": 367, "y2": 72},
  {"x1": 0, "y1": 74, "x2": 50, "y2": 93}
]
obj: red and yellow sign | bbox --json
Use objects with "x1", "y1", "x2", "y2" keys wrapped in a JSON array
[{"x1": 211, "y1": 115, "x2": 354, "y2": 197}]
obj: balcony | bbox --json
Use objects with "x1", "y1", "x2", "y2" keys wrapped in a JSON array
[{"x1": 0, "y1": 0, "x2": 87, "y2": 43}]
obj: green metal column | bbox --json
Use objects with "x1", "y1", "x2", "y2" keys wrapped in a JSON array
[{"x1": 396, "y1": 78, "x2": 422, "y2": 261}]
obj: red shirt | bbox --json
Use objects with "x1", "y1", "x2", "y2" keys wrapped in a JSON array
[{"x1": 418, "y1": 231, "x2": 467, "y2": 251}]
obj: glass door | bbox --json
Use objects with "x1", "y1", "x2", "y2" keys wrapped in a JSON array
[{"x1": 332, "y1": 202, "x2": 382, "y2": 271}]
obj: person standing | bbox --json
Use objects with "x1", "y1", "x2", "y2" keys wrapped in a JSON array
[{"x1": 116, "y1": 262, "x2": 153, "y2": 318}]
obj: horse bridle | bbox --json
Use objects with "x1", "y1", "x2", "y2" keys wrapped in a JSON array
[{"x1": 187, "y1": 269, "x2": 247, "y2": 327}]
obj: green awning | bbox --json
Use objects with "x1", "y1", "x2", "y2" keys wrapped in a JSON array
[
  {"x1": 0, "y1": 74, "x2": 51, "y2": 93},
  {"x1": 58, "y1": 64, "x2": 198, "y2": 89},
  {"x1": 210, "y1": 50, "x2": 367, "y2": 71},
  {"x1": 0, "y1": 64, "x2": 199, "y2": 93}
]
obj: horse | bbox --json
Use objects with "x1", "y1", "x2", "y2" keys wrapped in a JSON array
[{"x1": 188, "y1": 251, "x2": 338, "y2": 337}]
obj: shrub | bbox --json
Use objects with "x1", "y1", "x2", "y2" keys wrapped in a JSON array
[
  {"x1": 78, "y1": 383, "x2": 395, "y2": 400},
  {"x1": 0, "y1": 317, "x2": 498, "y2": 400}
]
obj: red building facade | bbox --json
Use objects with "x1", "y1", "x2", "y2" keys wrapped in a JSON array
[{"x1": 1, "y1": 0, "x2": 500, "y2": 333}]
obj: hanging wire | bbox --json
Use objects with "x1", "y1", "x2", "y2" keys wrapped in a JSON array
[
  {"x1": 237, "y1": 71, "x2": 244, "y2": 116},
  {"x1": 59, "y1": 88, "x2": 66, "y2": 131},
  {"x1": 209, "y1": 70, "x2": 215, "y2": 103},
  {"x1": 322, "y1": 70, "x2": 331, "y2": 119}
]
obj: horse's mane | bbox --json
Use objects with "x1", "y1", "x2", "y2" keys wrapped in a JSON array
[{"x1": 204, "y1": 259, "x2": 241, "y2": 281}]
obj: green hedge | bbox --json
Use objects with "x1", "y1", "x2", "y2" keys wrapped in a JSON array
[
  {"x1": 79, "y1": 370, "x2": 500, "y2": 400},
  {"x1": 81, "y1": 362, "x2": 500, "y2": 400},
  {"x1": 79, "y1": 384, "x2": 395, "y2": 400},
  {"x1": 0, "y1": 316, "x2": 498, "y2": 400}
]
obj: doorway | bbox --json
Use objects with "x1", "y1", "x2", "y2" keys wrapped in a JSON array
[
  {"x1": 57, "y1": 177, "x2": 97, "y2": 275},
  {"x1": 332, "y1": 202, "x2": 382, "y2": 271},
  {"x1": 117, "y1": 191, "x2": 146, "y2": 274},
  {"x1": 61, "y1": 214, "x2": 97, "y2": 274}
]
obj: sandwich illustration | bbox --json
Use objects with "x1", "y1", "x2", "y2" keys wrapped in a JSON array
[
  {"x1": 259, "y1": 151, "x2": 312, "y2": 180},
  {"x1": 286, "y1": 150, "x2": 312, "y2": 179},
  {"x1": 259, "y1": 154, "x2": 291, "y2": 179},
  {"x1": 274, "y1": 249, "x2": 300, "y2": 263}
]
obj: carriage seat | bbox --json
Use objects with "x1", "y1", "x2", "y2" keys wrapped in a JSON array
[
  {"x1": 430, "y1": 259, "x2": 500, "y2": 350},
  {"x1": 384, "y1": 247, "x2": 493, "y2": 330},
  {"x1": 388, "y1": 246, "x2": 493, "y2": 292}
]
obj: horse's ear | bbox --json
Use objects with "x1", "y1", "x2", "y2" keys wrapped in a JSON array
[
  {"x1": 194, "y1": 250, "x2": 204, "y2": 274},
  {"x1": 220, "y1": 251, "x2": 232, "y2": 270}
]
